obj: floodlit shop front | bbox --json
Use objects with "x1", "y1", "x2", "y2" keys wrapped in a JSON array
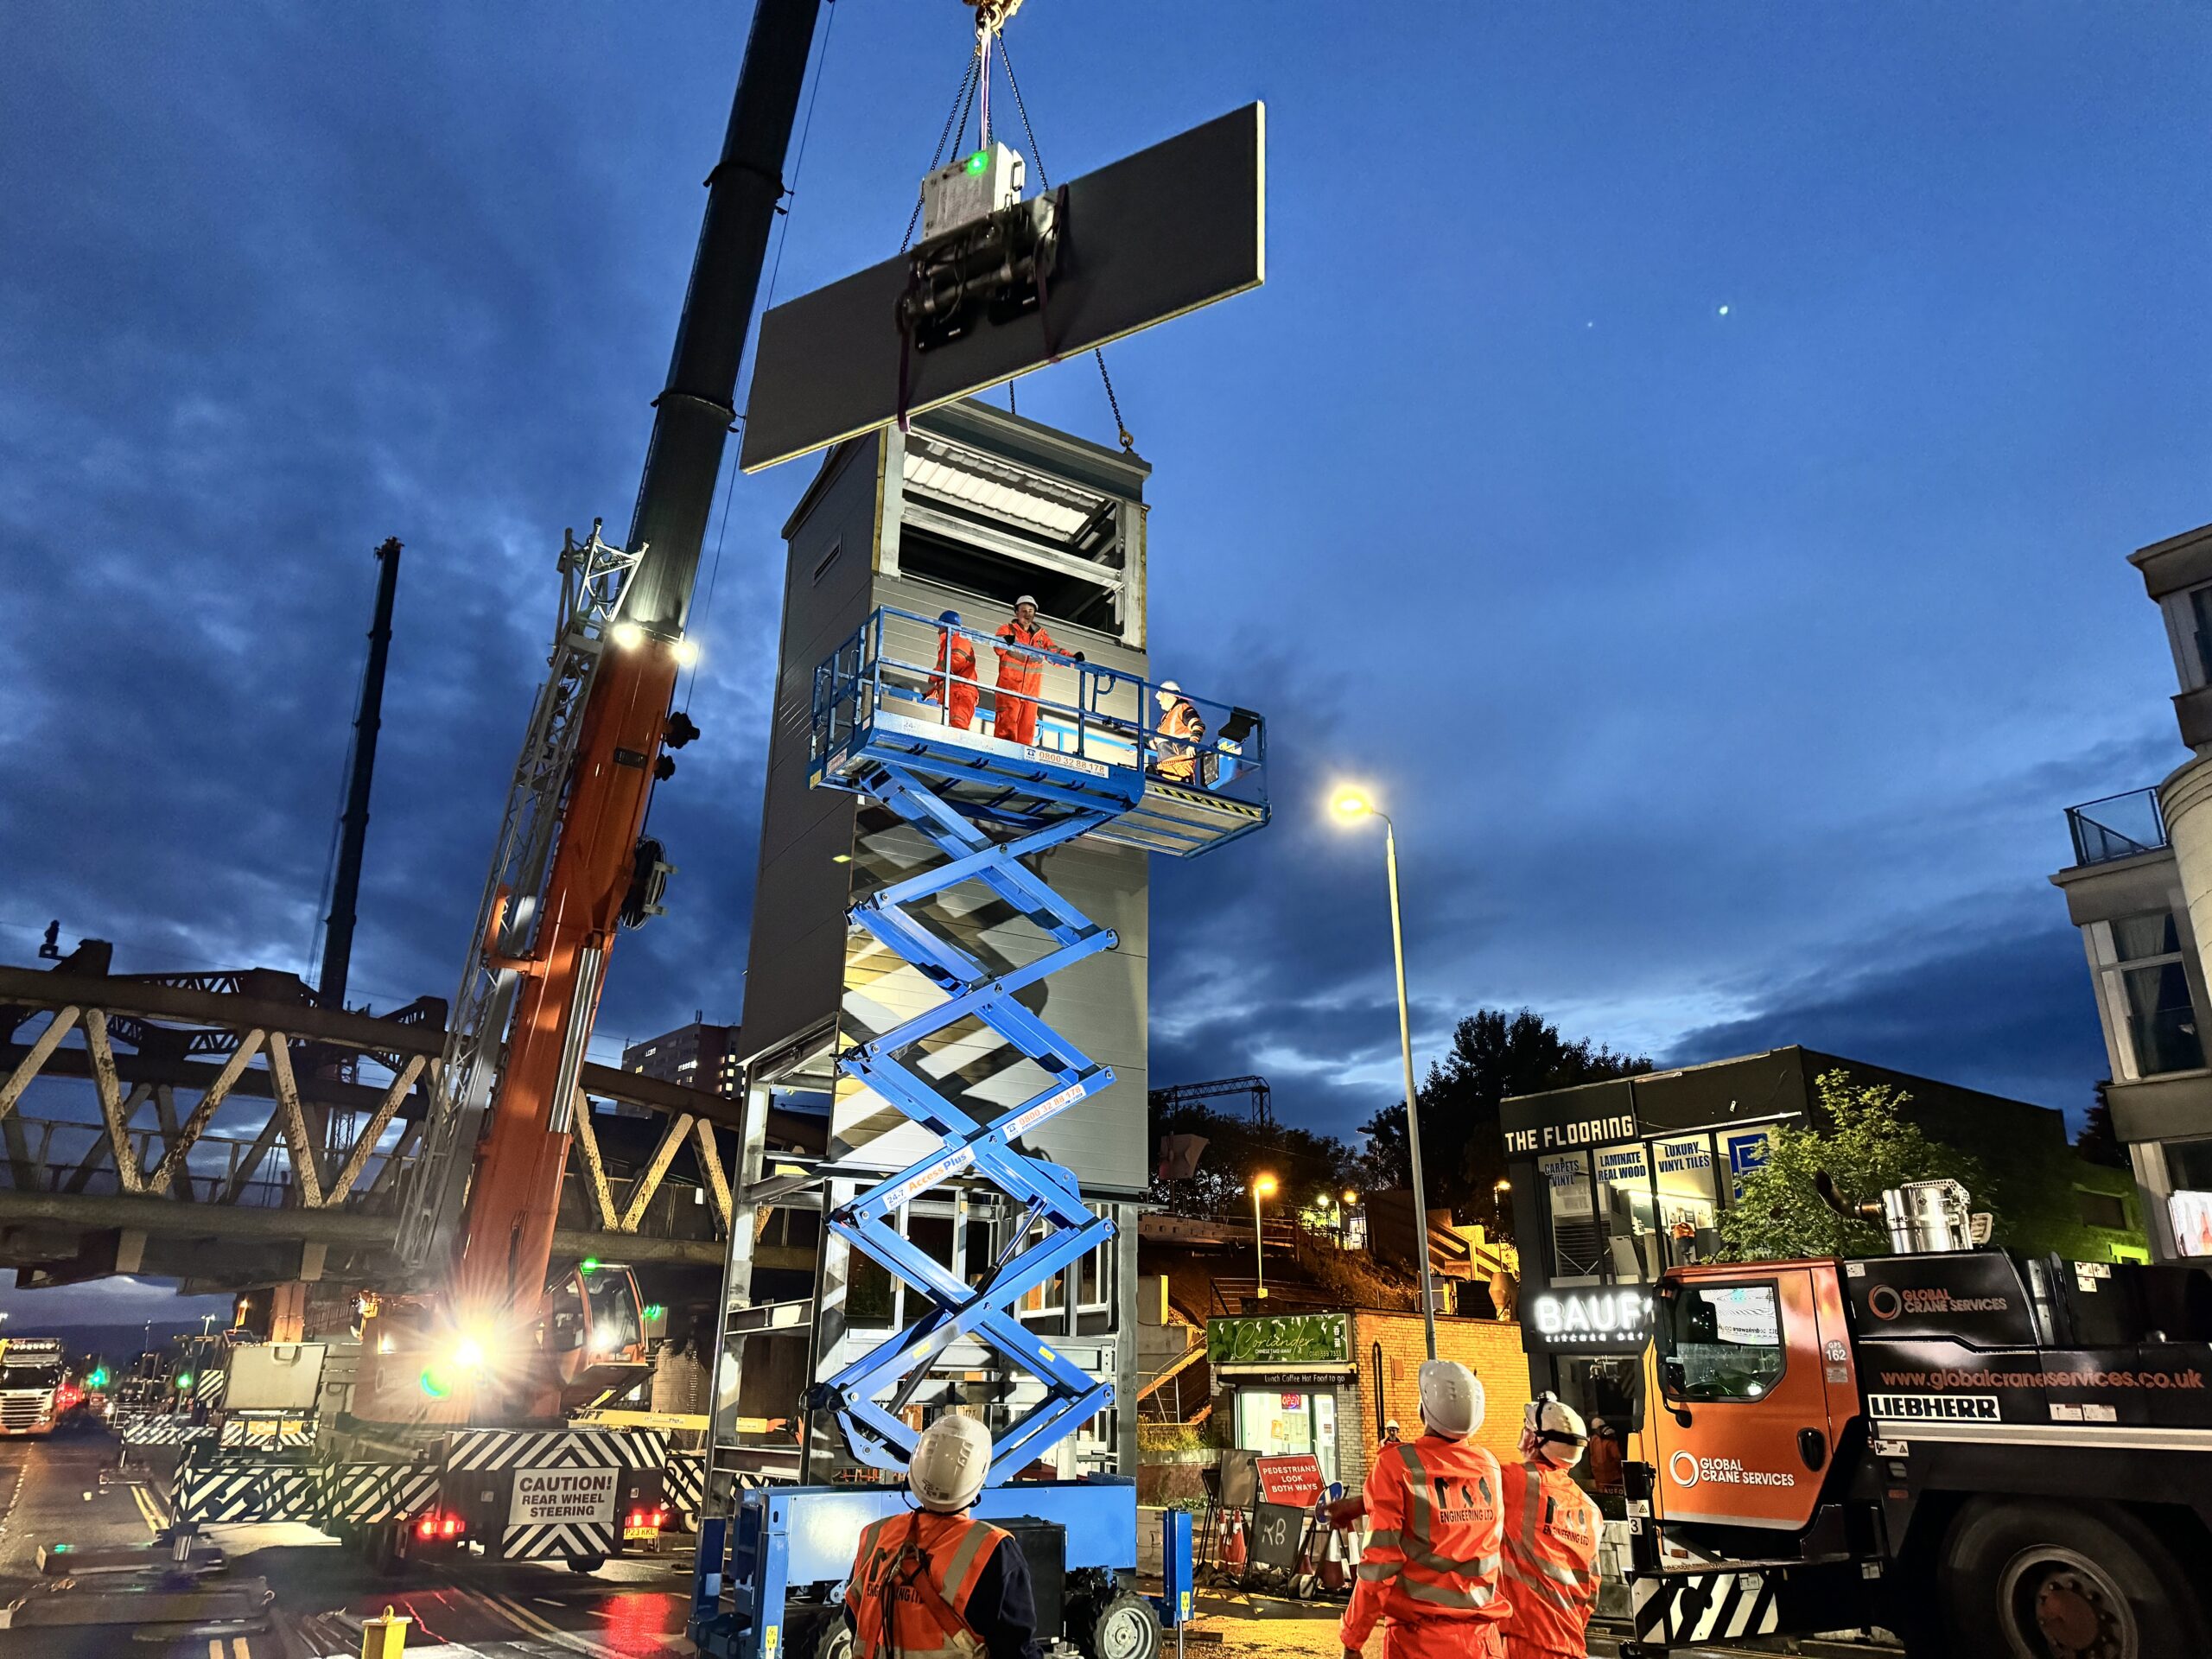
[
  {"x1": 1205, "y1": 1312, "x2": 1353, "y2": 1491},
  {"x1": 1500, "y1": 1051, "x2": 1806, "y2": 1427}
]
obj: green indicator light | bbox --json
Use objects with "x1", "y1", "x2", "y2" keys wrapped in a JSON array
[
  {"x1": 50, "y1": 1544, "x2": 69, "y2": 1554},
  {"x1": 965, "y1": 150, "x2": 990, "y2": 176},
  {"x1": 175, "y1": 1374, "x2": 194, "y2": 1390},
  {"x1": 87, "y1": 1369, "x2": 107, "y2": 1388},
  {"x1": 581, "y1": 1257, "x2": 601, "y2": 1274}
]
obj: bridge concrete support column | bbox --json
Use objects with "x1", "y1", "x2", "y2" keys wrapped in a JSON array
[{"x1": 270, "y1": 1281, "x2": 308, "y2": 1343}]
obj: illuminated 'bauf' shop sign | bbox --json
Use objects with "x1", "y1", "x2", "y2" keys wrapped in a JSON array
[{"x1": 1526, "y1": 1288, "x2": 1655, "y2": 1351}]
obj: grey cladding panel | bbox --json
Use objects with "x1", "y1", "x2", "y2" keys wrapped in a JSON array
[{"x1": 741, "y1": 105, "x2": 1265, "y2": 473}]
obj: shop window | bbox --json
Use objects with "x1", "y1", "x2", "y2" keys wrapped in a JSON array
[
  {"x1": 1594, "y1": 1143, "x2": 1660, "y2": 1281},
  {"x1": 1541, "y1": 1153, "x2": 1603, "y2": 1281},
  {"x1": 1659, "y1": 1282, "x2": 1784, "y2": 1402},
  {"x1": 1651, "y1": 1135, "x2": 1721, "y2": 1267},
  {"x1": 2103, "y1": 912, "x2": 2205, "y2": 1078}
]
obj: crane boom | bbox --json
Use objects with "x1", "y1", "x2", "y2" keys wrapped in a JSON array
[{"x1": 398, "y1": 0, "x2": 825, "y2": 1370}]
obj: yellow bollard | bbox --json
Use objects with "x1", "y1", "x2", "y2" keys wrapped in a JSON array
[{"x1": 360, "y1": 1605, "x2": 411, "y2": 1659}]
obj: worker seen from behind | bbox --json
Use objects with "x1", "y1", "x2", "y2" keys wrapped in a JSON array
[
  {"x1": 1341, "y1": 1360, "x2": 1510, "y2": 1659},
  {"x1": 992, "y1": 595, "x2": 1057, "y2": 747},
  {"x1": 1499, "y1": 1394, "x2": 1600, "y2": 1659},
  {"x1": 930, "y1": 609, "x2": 979, "y2": 732},
  {"x1": 846, "y1": 1413, "x2": 1042, "y2": 1659},
  {"x1": 1153, "y1": 680, "x2": 1206, "y2": 784}
]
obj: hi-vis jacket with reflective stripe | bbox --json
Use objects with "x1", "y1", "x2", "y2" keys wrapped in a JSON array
[
  {"x1": 849, "y1": 1510, "x2": 1008, "y2": 1659},
  {"x1": 1499, "y1": 1462, "x2": 1601, "y2": 1659},
  {"x1": 1341, "y1": 1434, "x2": 1511, "y2": 1655}
]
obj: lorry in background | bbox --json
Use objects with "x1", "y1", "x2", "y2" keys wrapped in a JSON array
[
  {"x1": 0, "y1": 1338, "x2": 69, "y2": 1437},
  {"x1": 1622, "y1": 1179, "x2": 2212, "y2": 1658}
]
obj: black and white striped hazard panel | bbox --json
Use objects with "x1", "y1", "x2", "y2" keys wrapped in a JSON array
[
  {"x1": 664, "y1": 1451, "x2": 705, "y2": 1522},
  {"x1": 1633, "y1": 1569, "x2": 1782, "y2": 1646},
  {"x1": 328, "y1": 1463, "x2": 438, "y2": 1523},
  {"x1": 446, "y1": 1427, "x2": 669, "y2": 1471},
  {"x1": 195, "y1": 1370, "x2": 227, "y2": 1406},
  {"x1": 118, "y1": 1414, "x2": 213, "y2": 1446},
  {"x1": 500, "y1": 1521, "x2": 617, "y2": 1560},
  {"x1": 219, "y1": 1416, "x2": 315, "y2": 1450},
  {"x1": 176, "y1": 1462, "x2": 319, "y2": 1523}
]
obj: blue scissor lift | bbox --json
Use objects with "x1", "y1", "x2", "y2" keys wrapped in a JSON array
[{"x1": 692, "y1": 607, "x2": 1266, "y2": 1658}]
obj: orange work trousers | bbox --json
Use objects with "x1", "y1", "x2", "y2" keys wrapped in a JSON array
[{"x1": 1382, "y1": 1619, "x2": 1504, "y2": 1659}]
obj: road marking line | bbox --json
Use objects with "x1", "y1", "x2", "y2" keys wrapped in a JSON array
[
  {"x1": 232, "y1": 1640, "x2": 251, "y2": 1659},
  {"x1": 488, "y1": 1590, "x2": 613, "y2": 1655}
]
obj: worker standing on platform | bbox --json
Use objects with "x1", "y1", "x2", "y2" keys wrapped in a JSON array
[
  {"x1": 1153, "y1": 680, "x2": 1206, "y2": 783},
  {"x1": 846, "y1": 1414, "x2": 1043, "y2": 1659},
  {"x1": 931, "y1": 609, "x2": 979, "y2": 732},
  {"x1": 1340, "y1": 1361, "x2": 1510, "y2": 1659},
  {"x1": 993, "y1": 595, "x2": 1057, "y2": 747},
  {"x1": 1499, "y1": 1394, "x2": 1600, "y2": 1659}
]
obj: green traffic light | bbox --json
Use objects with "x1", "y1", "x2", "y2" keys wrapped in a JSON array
[
  {"x1": 964, "y1": 149, "x2": 990, "y2": 176},
  {"x1": 86, "y1": 1368, "x2": 107, "y2": 1389},
  {"x1": 175, "y1": 1374, "x2": 194, "y2": 1390}
]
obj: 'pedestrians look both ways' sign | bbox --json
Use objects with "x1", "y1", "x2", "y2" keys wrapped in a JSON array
[{"x1": 741, "y1": 103, "x2": 1266, "y2": 473}]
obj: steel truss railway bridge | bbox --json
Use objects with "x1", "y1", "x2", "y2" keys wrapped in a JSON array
[{"x1": 0, "y1": 948, "x2": 820, "y2": 1299}]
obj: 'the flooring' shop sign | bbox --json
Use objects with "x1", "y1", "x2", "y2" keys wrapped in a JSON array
[{"x1": 1502, "y1": 1084, "x2": 1638, "y2": 1156}]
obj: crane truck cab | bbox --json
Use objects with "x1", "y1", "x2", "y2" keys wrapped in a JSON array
[{"x1": 1623, "y1": 1182, "x2": 2212, "y2": 1658}]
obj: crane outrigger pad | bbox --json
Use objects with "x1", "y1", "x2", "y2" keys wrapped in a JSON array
[{"x1": 741, "y1": 102, "x2": 1265, "y2": 473}]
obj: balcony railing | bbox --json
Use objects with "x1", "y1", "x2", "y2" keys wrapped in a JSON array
[{"x1": 2066, "y1": 787, "x2": 2170, "y2": 868}]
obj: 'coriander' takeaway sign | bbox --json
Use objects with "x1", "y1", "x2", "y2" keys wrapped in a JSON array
[{"x1": 1206, "y1": 1313, "x2": 1351, "y2": 1367}]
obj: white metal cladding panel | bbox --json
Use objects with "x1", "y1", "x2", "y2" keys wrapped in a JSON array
[{"x1": 741, "y1": 440, "x2": 883, "y2": 1068}]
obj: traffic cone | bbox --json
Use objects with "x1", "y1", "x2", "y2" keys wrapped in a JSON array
[{"x1": 1222, "y1": 1507, "x2": 1247, "y2": 1570}]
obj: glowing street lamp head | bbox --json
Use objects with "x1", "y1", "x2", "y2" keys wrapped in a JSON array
[
  {"x1": 1332, "y1": 789, "x2": 1373, "y2": 821},
  {"x1": 671, "y1": 638, "x2": 701, "y2": 668},
  {"x1": 1343, "y1": 1190, "x2": 1359, "y2": 1205},
  {"x1": 1254, "y1": 1174, "x2": 1279, "y2": 1198}
]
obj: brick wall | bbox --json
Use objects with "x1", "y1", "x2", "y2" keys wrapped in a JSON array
[{"x1": 1340, "y1": 1311, "x2": 1529, "y2": 1492}]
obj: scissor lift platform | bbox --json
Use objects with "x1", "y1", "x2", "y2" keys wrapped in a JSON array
[{"x1": 811, "y1": 607, "x2": 1269, "y2": 857}]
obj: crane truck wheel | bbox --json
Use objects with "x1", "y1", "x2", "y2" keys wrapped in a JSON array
[
  {"x1": 805, "y1": 1620, "x2": 854, "y2": 1659},
  {"x1": 1939, "y1": 1497, "x2": 2209, "y2": 1659}
]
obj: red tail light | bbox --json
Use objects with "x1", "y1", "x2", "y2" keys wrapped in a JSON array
[
  {"x1": 627, "y1": 1509, "x2": 645, "y2": 1529},
  {"x1": 416, "y1": 1515, "x2": 436, "y2": 1540},
  {"x1": 652, "y1": 1507, "x2": 668, "y2": 1528},
  {"x1": 441, "y1": 1515, "x2": 461, "y2": 1538},
  {"x1": 416, "y1": 1510, "x2": 467, "y2": 1541}
]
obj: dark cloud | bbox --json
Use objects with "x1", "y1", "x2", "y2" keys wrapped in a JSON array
[
  {"x1": 1666, "y1": 899, "x2": 2111, "y2": 1123},
  {"x1": 3, "y1": 2, "x2": 2208, "y2": 1327}
]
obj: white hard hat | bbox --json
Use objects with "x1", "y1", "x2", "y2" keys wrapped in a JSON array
[
  {"x1": 1418, "y1": 1360, "x2": 1484, "y2": 1440},
  {"x1": 1014, "y1": 594, "x2": 1038, "y2": 610},
  {"x1": 1383, "y1": 1418, "x2": 1400, "y2": 1432},
  {"x1": 909, "y1": 1414, "x2": 992, "y2": 1513},
  {"x1": 1520, "y1": 1391, "x2": 1588, "y2": 1468}
]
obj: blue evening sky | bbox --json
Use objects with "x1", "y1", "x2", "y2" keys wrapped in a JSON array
[{"x1": 3, "y1": 4, "x2": 2209, "y2": 1326}]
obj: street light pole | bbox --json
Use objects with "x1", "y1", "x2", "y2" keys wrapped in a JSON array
[
  {"x1": 1377, "y1": 815, "x2": 1440, "y2": 1359},
  {"x1": 1252, "y1": 1175, "x2": 1276, "y2": 1302},
  {"x1": 1329, "y1": 788, "x2": 1441, "y2": 1361}
]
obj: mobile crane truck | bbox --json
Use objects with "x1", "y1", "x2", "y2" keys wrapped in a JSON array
[{"x1": 1622, "y1": 1178, "x2": 2212, "y2": 1659}]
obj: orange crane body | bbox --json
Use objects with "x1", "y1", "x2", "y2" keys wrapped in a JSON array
[{"x1": 457, "y1": 642, "x2": 680, "y2": 1334}]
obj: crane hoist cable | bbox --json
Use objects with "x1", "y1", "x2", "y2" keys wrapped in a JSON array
[
  {"x1": 995, "y1": 29, "x2": 1137, "y2": 452},
  {"x1": 902, "y1": 52, "x2": 982, "y2": 251}
]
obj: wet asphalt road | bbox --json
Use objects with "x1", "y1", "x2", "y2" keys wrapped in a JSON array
[{"x1": 0, "y1": 1427, "x2": 693, "y2": 1656}]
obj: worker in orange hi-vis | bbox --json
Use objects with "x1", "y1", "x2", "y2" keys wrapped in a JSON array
[
  {"x1": 930, "y1": 609, "x2": 979, "y2": 732},
  {"x1": 845, "y1": 1414, "x2": 1043, "y2": 1659},
  {"x1": 1499, "y1": 1394, "x2": 1602, "y2": 1659},
  {"x1": 1340, "y1": 1360, "x2": 1511, "y2": 1659},
  {"x1": 992, "y1": 595, "x2": 1057, "y2": 747}
]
